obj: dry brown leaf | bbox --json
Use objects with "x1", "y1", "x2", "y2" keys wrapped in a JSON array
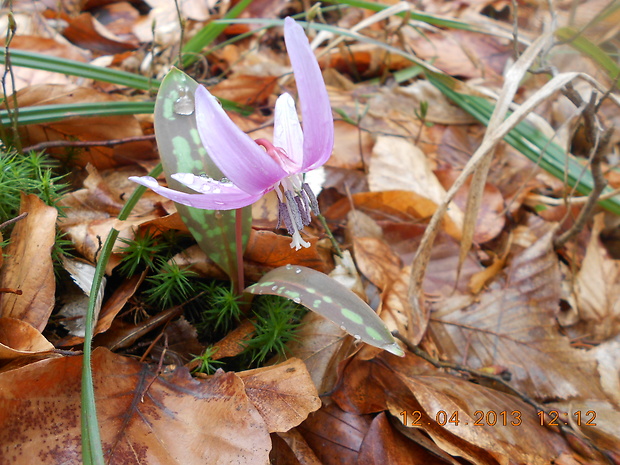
[
  {"x1": 237, "y1": 358, "x2": 321, "y2": 433},
  {"x1": 345, "y1": 209, "x2": 383, "y2": 241},
  {"x1": 358, "y1": 412, "x2": 450, "y2": 465},
  {"x1": 436, "y1": 167, "x2": 505, "y2": 243},
  {"x1": 61, "y1": 12, "x2": 138, "y2": 54},
  {"x1": 381, "y1": 266, "x2": 420, "y2": 344},
  {"x1": 59, "y1": 165, "x2": 161, "y2": 271},
  {"x1": 0, "y1": 194, "x2": 57, "y2": 331},
  {"x1": 209, "y1": 74, "x2": 278, "y2": 106},
  {"x1": 274, "y1": 429, "x2": 323, "y2": 465},
  {"x1": 368, "y1": 80, "x2": 477, "y2": 127},
  {"x1": 280, "y1": 311, "x2": 353, "y2": 395},
  {"x1": 333, "y1": 349, "x2": 576, "y2": 464},
  {"x1": 388, "y1": 374, "x2": 572, "y2": 464},
  {"x1": 329, "y1": 120, "x2": 373, "y2": 170},
  {"x1": 572, "y1": 214, "x2": 620, "y2": 341},
  {"x1": 326, "y1": 191, "x2": 462, "y2": 240},
  {"x1": 429, "y1": 226, "x2": 605, "y2": 401},
  {"x1": 369, "y1": 136, "x2": 464, "y2": 233},
  {"x1": 244, "y1": 230, "x2": 330, "y2": 273},
  {"x1": 0, "y1": 36, "x2": 89, "y2": 91},
  {"x1": 0, "y1": 348, "x2": 272, "y2": 464},
  {"x1": 57, "y1": 271, "x2": 145, "y2": 347},
  {"x1": 0, "y1": 317, "x2": 54, "y2": 359},
  {"x1": 298, "y1": 403, "x2": 373, "y2": 465},
  {"x1": 404, "y1": 29, "x2": 510, "y2": 79},
  {"x1": 322, "y1": 44, "x2": 412, "y2": 79},
  {"x1": 353, "y1": 237, "x2": 401, "y2": 291}
]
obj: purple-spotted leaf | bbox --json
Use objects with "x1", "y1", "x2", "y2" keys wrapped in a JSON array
[
  {"x1": 154, "y1": 68, "x2": 251, "y2": 284},
  {"x1": 245, "y1": 265, "x2": 404, "y2": 357}
]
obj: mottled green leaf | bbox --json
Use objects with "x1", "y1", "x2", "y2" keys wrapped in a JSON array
[
  {"x1": 154, "y1": 68, "x2": 251, "y2": 283},
  {"x1": 246, "y1": 265, "x2": 404, "y2": 357}
]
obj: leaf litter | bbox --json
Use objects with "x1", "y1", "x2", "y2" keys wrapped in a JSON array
[{"x1": 1, "y1": 0, "x2": 620, "y2": 463}]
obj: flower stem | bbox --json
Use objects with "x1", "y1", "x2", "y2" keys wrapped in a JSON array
[
  {"x1": 317, "y1": 213, "x2": 343, "y2": 258},
  {"x1": 235, "y1": 208, "x2": 245, "y2": 295}
]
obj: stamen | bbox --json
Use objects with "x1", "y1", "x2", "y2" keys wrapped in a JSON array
[
  {"x1": 295, "y1": 195, "x2": 311, "y2": 225},
  {"x1": 285, "y1": 190, "x2": 304, "y2": 231},
  {"x1": 278, "y1": 199, "x2": 295, "y2": 235},
  {"x1": 302, "y1": 183, "x2": 320, "y2": 215}
]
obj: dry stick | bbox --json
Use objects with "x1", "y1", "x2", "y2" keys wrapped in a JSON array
[
  {"x1": 0, "y1": 212, "x2": 27, "y2": 231},
  {"x1": 554, "y1": 130, "x2": 610, "y2": 248},
  {"x1": 393, "y1": 332, "x2": 615, "y2": 465},
  {"x1": 22, "y1": 134, "x2": 156, "y2": 153},
  {"x1": 554, "y1": 84, "x2": 611, "y2": 249}
]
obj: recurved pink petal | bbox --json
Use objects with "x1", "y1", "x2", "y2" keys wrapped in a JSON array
[
  {"x1": 195, "y1": 86, "x2": 287, "y2": 195},
  {"x1": 284, "y1": 17, "x2": 334, "y2": 171},
  {"x1": 273, "y1": 93, "x2": 304, "y2": 172},
  {"x1": 129, "y1": 176, "x2": 262, "y2": 210}
]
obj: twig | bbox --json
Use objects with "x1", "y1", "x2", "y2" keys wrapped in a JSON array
[
  {"x1": 0, "y1": 212, "x2": 27, "y2": 230},
  {"x1": 554, "y1": 85, "x2": 611, "y2": 249},
  {"x1": 22, "y1": 134, "x2": 156, "y2": 153}
]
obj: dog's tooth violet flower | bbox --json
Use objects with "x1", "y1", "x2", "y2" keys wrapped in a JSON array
[{"x1": 130, "y1": 17, "x2": 333, "y2": 250}]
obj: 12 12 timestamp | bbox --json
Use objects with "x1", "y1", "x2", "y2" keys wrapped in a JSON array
[{"x1": 539, "y1": 410, "x2": 596, "y2": 427}]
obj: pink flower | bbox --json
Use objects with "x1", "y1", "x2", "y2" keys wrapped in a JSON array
[{"x1": 130, "y1": 17, "x2": 333, "y2": 250}]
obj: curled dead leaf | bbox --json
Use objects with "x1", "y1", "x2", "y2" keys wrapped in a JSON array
[
  {"x1": 0, "y1": 317, "x2": 54, "y2": 359},
  {"x1": 0, "y1": 194, "x2": 57, "y2": 331}
]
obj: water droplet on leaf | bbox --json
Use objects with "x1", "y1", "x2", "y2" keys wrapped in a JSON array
[{"x1": 174, "y1": 87, "x2": 195, "y2": 115}]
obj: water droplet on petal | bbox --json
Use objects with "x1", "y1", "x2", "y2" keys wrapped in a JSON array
[
  {"x1": 295, "y1": 268, "x2": 302, "y2": 274},
  {"x1": 174, "y1": 87, "x2": 195, "y2": 115},
  {"x1": 354, "y1": 335, "x2": 361, "y2": 341},
  {"x1": 285, "y1": 264, "x2": 293, "y2": 270},
  {"x1": 339, "y1": 325, "x2": 346, "y2": 331},
  {"x1": 292, "y1": 297, "x2": 301, "y2": 304},
  {"x1": 271, "y1": 285, "x2": 278, "y2": 291}
]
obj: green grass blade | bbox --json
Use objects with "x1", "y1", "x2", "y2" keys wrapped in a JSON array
[
  {"x1": 427, "y1": 73, "x2": 620, "y2": 216},
  {"x1": 556, "y1": 27, "x2": 620, "y2": 81},
  {"x1": 0, "y1": 97, "x2": 250, "y2": 127},
  {"x1": 0, "y1": 101, "x2": 155, "y2": 125},
  {"x1": 0, "y1": 49, "x2": 158, "y2": 91},
  {"x1": 323, "y1": 0, "x2": 477, "y2": 30},
  {"x1": 180, "y1": 0, "x2": 253, "y2": 68},
  {"x1": 81, "y1": 163, "x2": 163, "y2": 464}
]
